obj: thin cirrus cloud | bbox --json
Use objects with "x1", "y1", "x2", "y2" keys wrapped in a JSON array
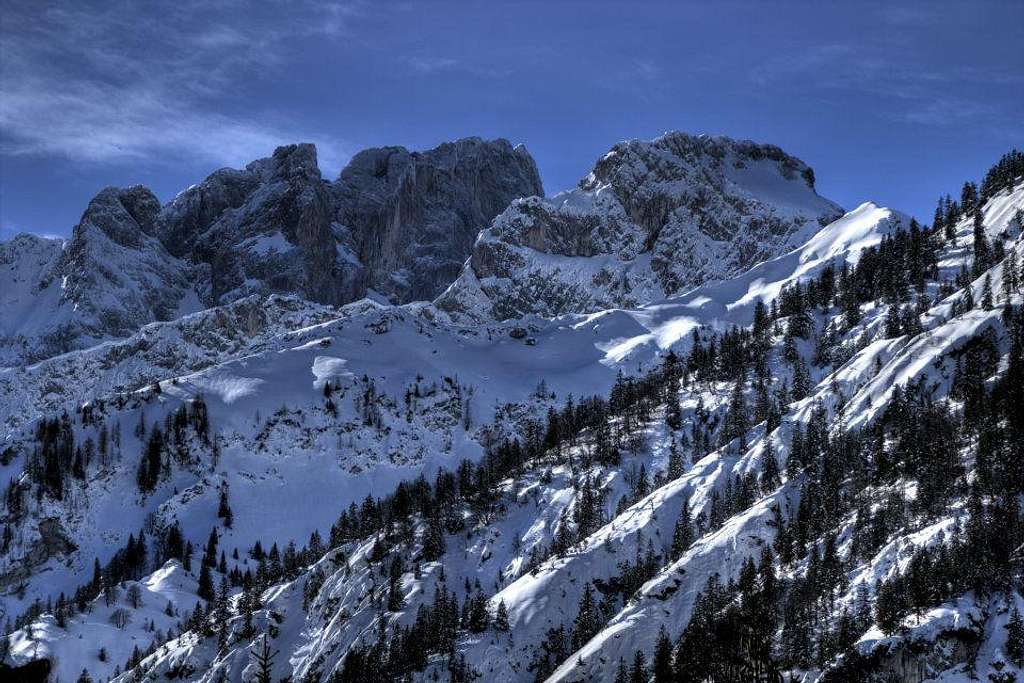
[
  {"x1": 749, "y1": 42, "x2": 1019, "y2": 133},
  {"x1": 0, "y1": 1, "x2": 359, "y2": 174}
]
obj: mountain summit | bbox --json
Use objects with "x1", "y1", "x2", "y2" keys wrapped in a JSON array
[{"x1": 437, "y1": 132, "x2": 843, "y2": 320}]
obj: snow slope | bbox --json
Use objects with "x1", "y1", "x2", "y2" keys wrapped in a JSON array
[{"x1": 1, "y1": 161, "x2": 1021, "y2": 682}]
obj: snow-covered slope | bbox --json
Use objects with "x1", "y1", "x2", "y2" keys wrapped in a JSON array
[
  {"x1": 0, "y1": 194, "x2": 892, "y2": 635},
  {"x1": 437, "y1": 131, "x2": 843, "y2": 321},
  {"x1": 2, "y1": 143, "x2": 1022, "y2": 683},
  {"x1": 0, "y1": 294, "x2": 340, "y2": 438}
]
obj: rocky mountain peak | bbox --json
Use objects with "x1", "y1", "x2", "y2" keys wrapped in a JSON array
[
  {"x1": 77, "y1": 185, "x2": 162, "y2": 249},
  {"x1": 585, "y1": 131, "x2": 819, "y2": 195},
  {"x1": 247, "y1": 142, "x2": 322, "y2": 184},
  {"x1": 437, "y1": 131, "x2": 843, "y2": 321}
]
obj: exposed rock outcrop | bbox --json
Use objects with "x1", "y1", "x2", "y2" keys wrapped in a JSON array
[{"x1": 334, "y1": 137, "x2": 543, "y2": 302}]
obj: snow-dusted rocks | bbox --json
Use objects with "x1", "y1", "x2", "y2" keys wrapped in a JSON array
[
  {"x1": 0, "y1": 234, "x2": 65, "y2": 365},
  {"x1": 0, "y1": 187, "x2": 197, "y2": 366},
  {"x1": 160, "y1": 143, "x2": 365, "y2": 309},
  {"x1": 437, "y1": 131, "x2": 843, "y2": 320},
  {"x1": 0, "y1": 294, "x2": 341, "y2": 437}
]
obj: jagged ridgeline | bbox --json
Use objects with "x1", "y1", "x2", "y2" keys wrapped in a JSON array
[
  {"x1": 0, "y1": 139, "x2": 1023, "y2": 682},
  {"x1": 0, "y1": 138, "x2": 543, "y2": 366}
]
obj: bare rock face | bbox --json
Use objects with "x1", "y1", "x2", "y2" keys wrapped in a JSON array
[
  {"x1": 334, "y1": 137, "x2": 544, "y2": 303},
  {"x1": 159, "y1": 143, "x2": 359, "y2": 306},
  {"x1": 437, "y1": 132, "x2": 844, "y2": 321},
  {"x1": 1, "y1": 132, "x2": 834, "y2": 363},
  {"x1": 156, "y1": 138, "x2": 541, "y2": 308}
]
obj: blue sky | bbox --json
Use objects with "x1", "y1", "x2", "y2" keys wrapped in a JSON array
[{"x1": 1, "y1": 0, "x2": 1021, "y2": 238}]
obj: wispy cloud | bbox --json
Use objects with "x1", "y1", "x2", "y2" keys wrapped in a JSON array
[
  {"x1": 402, "y1": 55, "x2": 511, "y2": 79},
  {"x1": 749, "y1": 41, "x2": 1022, "y2": 130},
  {"x1": 407, "y1": 57, "x2": 464, "y2": 74},
  {"x1": 0, "y1": 1, "x2": 361, "y2": 174}
]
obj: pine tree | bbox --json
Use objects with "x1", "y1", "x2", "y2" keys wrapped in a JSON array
[
  {"x1": 251, "y1": 635, "x2": 277, "y2": 683},
  {"x1": 1003, "y1": 249, "x2": 1019, "y2": 301},
  {"x1": 214, "y1": 576, "x2": 229, "y2": 627},
  {"x1": 422, "y1": 512, "x2": 445, "y2": 562},
  {"x1": 724, "y1": 375, "x2": 749, "y2": 450},
  {"x1": 666, "y1": 394, "x2": 682, "y2": 432},
  {"x1": 203, "y1": 527, "x2": 219, "y2": 568},
  {"x1": 614, "y1": 657, "x2": 629, "y2": 683},
  {"x1": 875, "y1": 578, "x2": 906, "y2": 635},
  {"x1": 671, "y1": 499, "x2": 693, "y2": 558},
  {"x1": 198, "y1": 563, "x2": 215, "y2": 602},
  {"x1": 217, "y1": 485, "x2": 233, "y2": 529},
  {"x1": 973, "y1": 210, "x2": 991, "y2": 276},
  {"x1": 667, "y1": 439, "x2": 685, "y2": 480},
  {"x1": 982, "y1": 274, "x2": 995, "y2": 310},
  {"x1": 942, "y1": 196, "x2": 957, "y2": 241},
  {"x1": 571, "y1": 583, "x2": 602, "y2": 650},
  {"x1": 1006, "y1": 607, "x2": 1024, "y2": 668},
  {"x1": 495, "y1": 599, "x2": 510, "y2": 631},
  {"x1": 629, "y1": 649, "x2": 648, "y2": 683},
  {"x1": 760, "y1": 436, "x2": 780, "y2": 492},
  {"x1": 791, "y1": 357, "x2": 811, "y2": 401},
  {"x1": 468, "y1": 592, "x2": 490, "y2": 632},
  {"x1": 961, "y1": 181, "x2": 979, "y2": 217},
  {"x1": 653, "y1": 626, "x2": 673, "y2": 683},
  {"x1": 387, "y1": 556, "x2": 406, "y2": 612}
]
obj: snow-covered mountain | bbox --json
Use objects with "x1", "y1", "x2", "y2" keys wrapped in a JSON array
[
  {"x1": 0, "y1": 187, "x2": 198, "y2": 367},
  {"x1": 0, "y1": 138, "x2": 542, "y2": 366},
  {"x1": 2, "y1": 136, "x2": 1023, "y2": 683},
  {"x1": 437, "y1": 132, "x2": 843, "y2": 321}
]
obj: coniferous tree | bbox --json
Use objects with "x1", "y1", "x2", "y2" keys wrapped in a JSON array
[
  {"x1": 629, "y1": 649, "x2": 648, "y2": 683},
  {"x1": 724, "y1": 375, "x2": 749, "y2": 450},
  {"x1": 571, "y1": 583, "x2": 602, "y2": 651},
  {"x1": 251, "y1": 635, "x2": 277, "y2": 683},
  {"x1": 217, "y1": 484, "x2": 233, "y2": 529},
  {"x1": 671, "y1": 499, "x2": 694, "y2": 559},
  {"x1": 667, "y1": 439, "x2": 685, "y2": 480},
  {"x1": 791, "y1": 357, "x2": 811, "y2": 402},
  {"x1": 1007, "y1": 607, "x2": 1024, "y2": 668},
  {"x1": 614, "y1": 657, "x2": 629, "y2": 683},
  {"x1": 215, "y1": 576, "x2": 230, "y2": 655},
  {"x1": 961, "y1": 181, "x2": 979, "y2": 216},
  {"x1": 387, "y1": 556, "x2": 406, "y2": 612},
  {"x1": 1003, "y1": 249, "x2": 1020, "y2": 300},
  {"x1": 198, "y1": 563, "x2": 215, "y2": 602},
  {"x1": 653, "y1": 626, "x2": 673, "y2": 683},
  {"x1": 666, "y1": 393, "x2": 682, "y2": 432},
  {"x1": 760, "y1": 437, "x2": 780, "y2": 493},
  {"x1": 422, "y1": 512, "x2": 446, "y2": 562},
  {"x1": 982, "y1": 274, "x2": 995, "y2": 310},
  {"x1": 495, "y1": 599, "x2": 510, "y2": 631},
  {"x1": 973, "y1": 210, "x2": 991, "y2": 276}
]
